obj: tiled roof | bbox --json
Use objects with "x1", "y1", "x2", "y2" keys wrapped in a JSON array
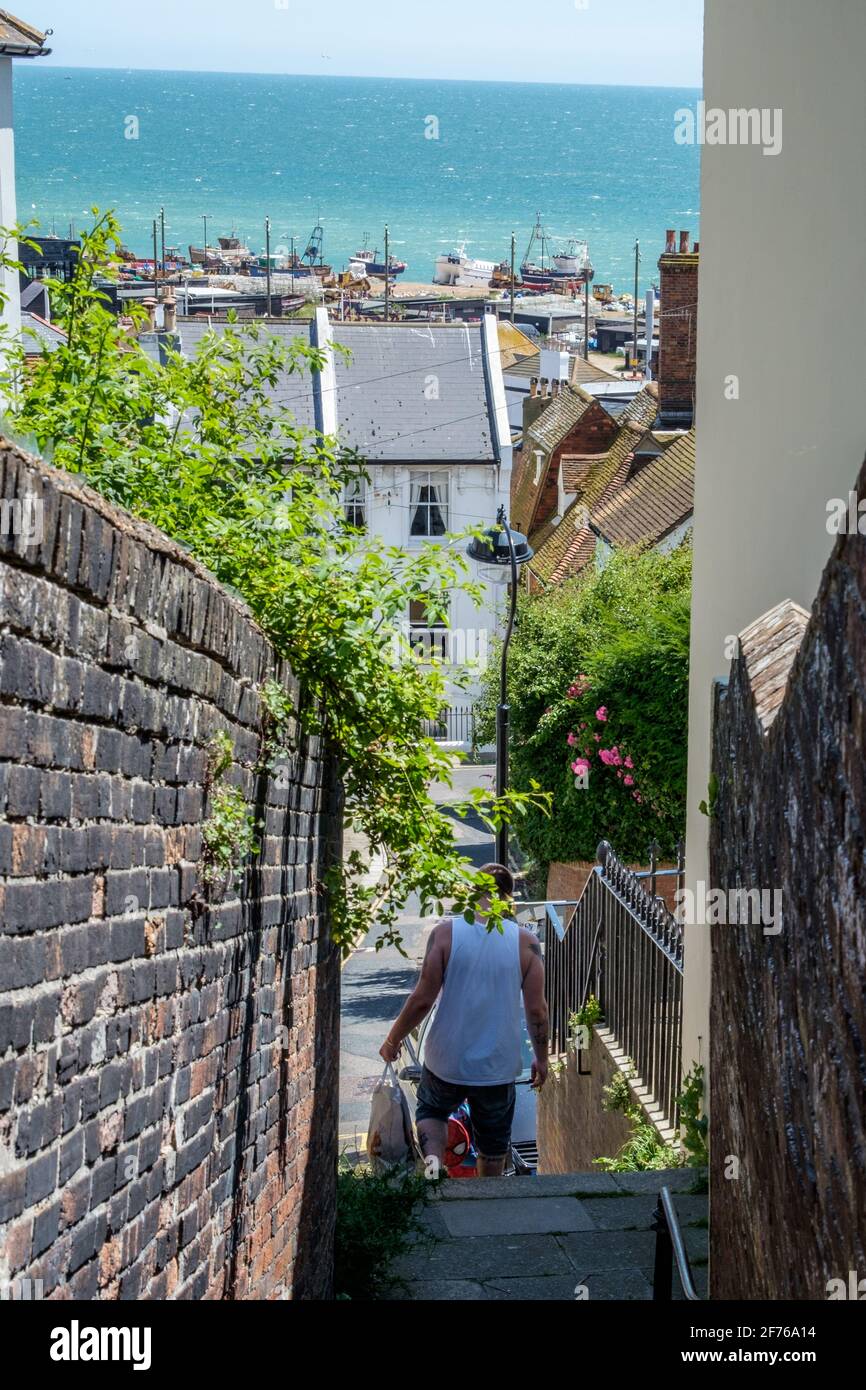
[
  {"x1": 0, "y1": 10, "x2": 49, "y2": 53},
  {"x1": 591, "y1": 427, "x2": 695, "y2": 548},
  {"x1": 496, "y1": 322, "x2": 538, "y2": 371},
  {"x1": 617, "y1": 381, "x2": 659, "y2": 430},
  {"x1": 526, "y1": 384, "x2": 597, "y2": 456},
  {"x1": 737, "y1": 598, "x2": 810, "y2": 732},
  {"x1": 526, "y1": 422, "x2": 648, "y2": 585},
  {"x1": 168, "y1": 320, "x2": 319, "y2": 435},
  {"x1": 569, "y1": 356, "x2": 618, "y2": 385},
  {"x1": 20, "y1": 311, "x2": 66, "y2": 353}
]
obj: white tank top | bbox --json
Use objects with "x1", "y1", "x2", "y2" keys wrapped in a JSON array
[{"x1": 422, "y1": 914, "x2": 524, "y2": 1086}]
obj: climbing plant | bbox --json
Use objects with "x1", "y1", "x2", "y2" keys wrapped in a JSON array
[
  {"x1": 475, "y1": 544, "x2": 691, "y2": 868},
  {"x1": 1, "y1": 211, "x2": 548, "y2": 951}
]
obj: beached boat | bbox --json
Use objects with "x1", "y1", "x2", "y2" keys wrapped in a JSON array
[
  {"x1": 520, "y1": 213, "x2": 593, "y2": 290},
  {"x1": 351, "y1": 236, "x2": 407, "y2": 276},
  {"x1": 432, "y1": 244, "x2": 497, "y2": 287}
]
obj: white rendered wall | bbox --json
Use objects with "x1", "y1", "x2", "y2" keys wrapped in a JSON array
[
  {"x1": 0, "y1": 57, "x2": 21, "y2": 340},
  {"x1": 683, "y1": 0, "x2": 866, "y2": 1075}
]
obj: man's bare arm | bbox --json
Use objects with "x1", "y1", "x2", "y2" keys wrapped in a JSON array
[
  {"x1": 520, "y1": 930, "x2": 549, "y2": 1086},
  {"x1": 380, "y1": 922, "x2": 448, "y2": 1060}
]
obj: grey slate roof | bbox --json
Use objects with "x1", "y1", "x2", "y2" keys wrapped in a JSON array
[
  {"x1": 20, "y1": 311, "x2": 65, "y2": 353},
  {"x1": 174, "y1": 320, "x2": 318, "y2": 435},
  {"x1": 143, "y1": 318, "x2": 497, "y2": 463},
  {"x1": 329, "y1": 323, "x2": 494, "y2": 462}
]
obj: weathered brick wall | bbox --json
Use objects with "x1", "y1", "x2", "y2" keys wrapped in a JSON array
[
  {"x1": 709, "y1": 457, "x2": 866, "y2": 1299},
  {"x1": 0, "y1": 441, "x2": 341, "y2": 1300}
]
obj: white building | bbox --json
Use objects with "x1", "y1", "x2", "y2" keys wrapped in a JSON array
[
  {"x1": 683, "y1": 0, "x2": 866, "y2": 1075},
  {"x1": 145, "y1": 310, "x2": 513, "y2": 743},
  {"x1": 0, "y1": 11, "x2": 50, "y2": 341}
]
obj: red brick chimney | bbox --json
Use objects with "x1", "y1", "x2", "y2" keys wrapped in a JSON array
[{"x1": 656, "y1": 229, "x2": 699, "y2": 427}]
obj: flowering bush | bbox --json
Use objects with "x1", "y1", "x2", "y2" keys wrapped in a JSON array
[{"x1": 475, "y1": 544, "x2": 691, "y2": 865}]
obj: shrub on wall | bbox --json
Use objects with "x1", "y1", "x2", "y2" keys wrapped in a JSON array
[{"x1": 475, "y1": 544, "x2": 691, "y2": 866}]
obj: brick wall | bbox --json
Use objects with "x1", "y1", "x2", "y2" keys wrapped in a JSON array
[
  {"x1": 657, "y1": 233, "x2": 699, "y2": 425},
  {"x1": 708, "y1": 456, "x2": 866, "y2": 1299},
  {"x1": 533, "y1": 402, "x2": 617, "y2": 534},
  {"x1": 0, "y1": 441, "x2": 341, "y2": 1301},
  {"x1": 537, "y1": 1030, "x2": 634, "y2": 1173}
]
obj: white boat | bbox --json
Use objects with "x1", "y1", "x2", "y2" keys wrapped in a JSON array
[{"x1": 433, "y1": 244, "x2": 497, "y2": 288}]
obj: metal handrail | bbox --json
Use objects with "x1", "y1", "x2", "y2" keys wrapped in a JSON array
[{"x1": 652, "y1": 1186, "x2": 702, "y2": 1301}]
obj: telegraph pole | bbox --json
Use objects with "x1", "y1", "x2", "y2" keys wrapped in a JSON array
[
  {"x1": 384, "y1": 223, "x2": 390, "y2": 322},
  {"x1": 632, "y1": 239, "x2": 640, "y2": 374},
  {"x1": 159, "y1": 206, "x2": 166, "y2": 278},
  {"x1": 584, "y1": 276, "x2": 589, "y2": 360},
  {"x1": 202, "y1": 214, "x2": 208, "y2": 261},
  {"x1": 152, "y1": 219, "x2": 160, "y2": 302},
  {"x1": 290, "y1": 234, "x2": 295, "y2": 293},
  {"x1": 510, "y1": 230, "x2": 515, "y2": 324},
  {"x1": 265, "y1": 216, "x2": 272, "y2": 317}
]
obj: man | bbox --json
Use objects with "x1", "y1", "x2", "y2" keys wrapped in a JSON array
[{"x1": 379, "y1": 862, "x2": 549, "y2": 1177}]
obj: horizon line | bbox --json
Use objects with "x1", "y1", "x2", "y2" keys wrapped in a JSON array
[{"x1": 24, "y1": 62, "x2": 703, "y2": 93}]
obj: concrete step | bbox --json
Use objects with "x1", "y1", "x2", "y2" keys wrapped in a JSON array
[{"x1": 388, "y1": 1167, "x2": 708, "y2": 1301}]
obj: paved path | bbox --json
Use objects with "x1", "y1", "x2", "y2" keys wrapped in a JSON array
[
  {"x1": 386, "y1": 1169, "x2": 708, "y2": 1301},
  {"x1": 338, "y1": 764, "x2": 495, "y2": 1155}
]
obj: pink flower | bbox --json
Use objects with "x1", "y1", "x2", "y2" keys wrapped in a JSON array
[
  {"x1": 571, "y1": 757, "x2": 590, "y2": 776},
  {"x1": 624, "y1": 775, "x2": 634, "y2": 786},
  {"x1": 610, "y1": 746, "x2": 622, "y2": 765},
  {"x1": 593, "y1": 732, "x2": 601, "y2": 741},
  {"x1": 616, "y1": 770, "x2": 623, "y2": 779},
  {"x1": 579, "y1": 722, "x2": 587, "y2": 730},
  {"x1": 624, "y1": 756, "x2": 634, "y2": 769},
  {"x1": 567, "y1": 732, "x2": 577, "y2": 747},
  {"x1": 596, "y1": 706, "x2": 608, "y2": 722}
]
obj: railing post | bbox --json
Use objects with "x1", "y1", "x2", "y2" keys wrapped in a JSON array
[
  {"x1": 652, "y1": 1196, "x2": 673, "y2": 1301},
  {"x1": 648, "y1": 838, "x2": 660, "y2": 900}
]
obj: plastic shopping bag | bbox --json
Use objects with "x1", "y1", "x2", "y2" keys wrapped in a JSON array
[{"x1": 366, "y1": 1062, "x2": 414, "y2": 1171}]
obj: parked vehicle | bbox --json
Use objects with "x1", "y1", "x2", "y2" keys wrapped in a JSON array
[{"x1": 396, "y1": 1003, "x2": 539, "y2": 1175}]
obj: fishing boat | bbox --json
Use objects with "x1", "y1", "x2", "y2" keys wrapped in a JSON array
[
  {"x1": 520, "y1": 213, "x2": 593, "y2": 290},
  {"x1": 350, "y1": 235, "x2": 407, "y2": 276},
  {"x1": 295, "y1": 221, "x2": 331, "y2": 278},
  {"x1": 432, "y1": 244, "x2": 498, "y2": 288}
]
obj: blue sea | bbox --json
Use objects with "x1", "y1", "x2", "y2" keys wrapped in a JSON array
[{"x1": 14, "y1": 68, "x2": 700, "y2": 293}]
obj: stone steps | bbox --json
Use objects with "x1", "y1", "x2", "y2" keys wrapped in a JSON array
[{"x1": 386, "y1": 1168, "x2": 708, "y2": 1301}]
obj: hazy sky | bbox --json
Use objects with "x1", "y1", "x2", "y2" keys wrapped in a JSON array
[{"x1": 32, "y1": 0, "x2": 704, "y2": 87}]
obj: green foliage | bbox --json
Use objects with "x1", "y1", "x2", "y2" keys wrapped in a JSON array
[
  {"x1": 201, "y1": 785, "x2": 261, "y2": 887},
  {"x1": 676, "y1": 1063, "x2": 709, "y2": 1168},
  {"x1": 2, "y1": 212, "x2": 549, "y2": 951},
  {"x1": 601, "y1": 1064, "x2": 636, "y2": 1117},
  {"x1": 334, "y1": 1160, "x2": 434, "y2": 1300},
  {"x1": 570, "y1": 993, "x2": 602, "y2": 1033},
  {"x1": 698, "y1": 774, "x2": 719, "y2": 819},
  {"x1": 207, "y1": 731, "x2": 235, "y2": 781},
  {"x1": 595, "y1": 1122, "x2": 682, "y2": 1173},
  {"x1": 475, "y1": 545, "x2": 691, "y2": 867}
]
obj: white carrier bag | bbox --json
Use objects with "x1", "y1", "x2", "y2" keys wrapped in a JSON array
[{"x1": 366, "y1": 1062, "x2": 414, "y2": 1170}]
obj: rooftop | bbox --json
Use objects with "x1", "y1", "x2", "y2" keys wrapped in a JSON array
[{"x1": 0, "y1": 9, "x2": 50, "y2": 55}]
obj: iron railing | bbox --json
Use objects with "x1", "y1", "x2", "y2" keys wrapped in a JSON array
[
  {"x1": 420, "y1": 704, "x2": 476, "y2": 745},
  {"x1": 541, "y1": 839, "x2": 685, "y2": 1132},
  {"x1": 652, "y1": 1186, "x2": 702, "y2": 1300}
]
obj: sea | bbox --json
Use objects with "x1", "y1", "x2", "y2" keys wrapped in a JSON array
[{"x1": 14, "y1": 68, "x2": 701, "y2": 293}]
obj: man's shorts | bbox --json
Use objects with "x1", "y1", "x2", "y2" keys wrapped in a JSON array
[{"x1": 415, "y1": 1065, "x2": 516, "y2": 1158}]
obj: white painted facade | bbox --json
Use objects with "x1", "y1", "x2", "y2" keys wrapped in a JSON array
[
  {"x1": 683, "y1": 0, "x2": 866, "y2": 1078},
  {"x1": 0, "y1": 57, "x2": 21, "y2": 340}
]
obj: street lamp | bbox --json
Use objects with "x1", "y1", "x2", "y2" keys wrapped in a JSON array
[{"x1": 466, "y1": 505, "x2": 534, "y2": 865}]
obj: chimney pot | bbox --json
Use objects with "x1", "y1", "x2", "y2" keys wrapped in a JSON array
[
  {"x1": 679, "y1": 230, "x2": 690, "y2": 255},
  {"x1": 163, "y1": 294, "x2": 177, "y2": 333},
  {"x1": 692, "y1": 241, "x2": 700, "y2": 254},
  {"x1": 551, "y1": 379, "x2": 559, "y2": 399},
  {"x1": 539, "y1": 377, "x2": 549, "y2": 398},
  {"x1": 141, "y1": 296, "x2": 158, "y2": 333},
  {"x1": 530, "y1": 376, "x2": 538, "y2": 398},
  {"x1": 665, "y1": 229, "x2": 676, "y2": 254}
]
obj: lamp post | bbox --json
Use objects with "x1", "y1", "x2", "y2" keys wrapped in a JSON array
[{"x1": 466, "y1": 505, "x2": 534, "y2": 865}]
